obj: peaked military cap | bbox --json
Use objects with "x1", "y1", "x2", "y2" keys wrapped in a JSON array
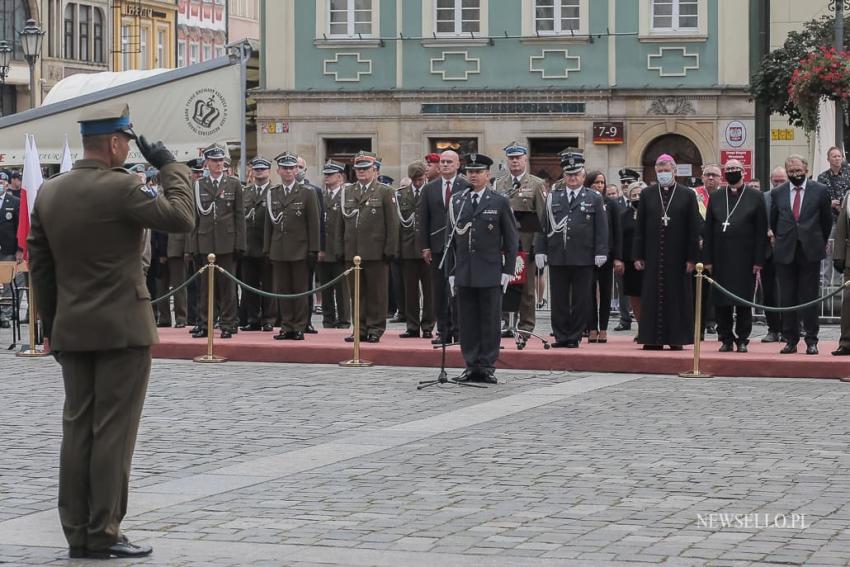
[
  {"x1": 618, "y1": 167, "x2": 640, "y2": 183},
  {"x1": 224, "y1": 157, "x2": 232, "y2": 167},
  {"x1": 186, "y1": 157, "x2": 205, "y2": 172},
  {"x1": 145, "y1": 167, "x2": 159, "y2": 179},
  {"x1": 559, "y1": 149, "x2": 585, "y2": 173},
  {"x1": 127, "y1": 164, "x2": 146, "y2": 174},
  {"x1": 274, "y1": 151, "x2": 298, "y2": 167},
  {"x1": 425, "y1": 153, "x2": 441, "y2": 164},
  {"x1": 251, "y1": 156, "x2": 272, "y2": 170},
  {"x1": 464, "y1": 153, "x2": 493, "y2": 171},
  {"x1": 377, "y1": 175, "x2": 394, "y2": 185},
  {"x1": 203, "y1": 143, "x2": 227, "y2": 160},
  {"x1": 353, "y1": 150, "x2": 377, "y2": 169},
  {"x1": 0, "y1": 172, "x2": 8, "y2": 182},
  {"x1": 503, "y1": 141, "x2": 528, "y2": 157},
  {"x1": 78, "y1": 102, "x2": 135, "y2": 137},
  {"x1": 9, "y1": 171, "x2": 21, "y2": 180},
  {"x1": 322, "y1": 159, "x2": 346, "y2": 174}
]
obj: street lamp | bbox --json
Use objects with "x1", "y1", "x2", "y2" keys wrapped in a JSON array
[
  {"x1": 18, "y1": 19, "x2": 44, "y2": 109},
  {"x1": 0, "y1": 40, "x2": 12, "y2": 116}
]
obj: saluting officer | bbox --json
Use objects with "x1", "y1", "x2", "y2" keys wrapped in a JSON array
[
  {"x1": 318, "y1": 159, "x2": 351, "y2": 329},
  {"x1": 535, "y1": 150, "x2": 608, "y2": 348},
  {"x1": 493, "y1": 141, "x2": 546, "y2": 337},
  {"x1": 28, "y1": 103, "x2": 194, "y2": 559},
  {"x1": 341, "y1": 151, "x2": 399, "y2": 343},
  {"x1": 184, "y1": 158, "x2": 205, "y2": 329},
  {"x1": 449, "y1": 153, "x2": 518, "y2": 384},
  {"x1": 191, "y1": 143, "x2": 246, "y2": 339},
  {"x1": 263, "y1": 152, "x2": 320, "y2": 340},
  {"x1": 397, "y1": 161, "x2": 435, "y2": 338},
  {"x1": 239, "y1": 156, "x2": 277, "y2": 332}
]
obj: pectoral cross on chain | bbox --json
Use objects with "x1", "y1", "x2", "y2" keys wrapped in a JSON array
[
  {"x1": 721, "y1": 220, "x2": 730, "y2": 232},
  {"x1": 661, "y1": 214, "x2": 670, "y2": 227}
]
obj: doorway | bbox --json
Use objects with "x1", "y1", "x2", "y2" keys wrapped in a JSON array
[
  {"x1": 640, "y1": 134, "x2": 703, "y2": 185},
  {"x1": 528, "y1": 137, "x2": 580, "y2": 188}
]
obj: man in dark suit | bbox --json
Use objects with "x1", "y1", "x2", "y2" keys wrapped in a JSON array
[
  {"x1": 770, "y1": 154, "x2": 833, "y2": 354},
  {"x1": 28, "y1": 103, "x2": 194, "y2": 559},
  {"x1": 449, "y1": 153, "x2": 518, "y2": 383},
  {"x1": 416, "y1": 150, "x2": 470, "y2": 345}
]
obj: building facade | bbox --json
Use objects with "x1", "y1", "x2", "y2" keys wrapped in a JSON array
[
  {"x1": 111, "y1": 0, "x2": 178, "y2": 71},
  {"x1": 257, "y1": 0, "x2": 755, "y2": 184},
  {"x1": 228, "y1": 0, "x2": 258, "y2": 44},
  {"x1": 176, "y1": 0, "x2": 227, "y2": 68}
]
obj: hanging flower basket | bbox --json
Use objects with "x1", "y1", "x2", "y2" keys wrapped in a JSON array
[{"x1": 788, "y1": 46, "x2": 850, "y2": 133}]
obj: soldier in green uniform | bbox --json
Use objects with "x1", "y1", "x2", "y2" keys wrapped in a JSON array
[
  {"x1": 493, "y1": 142, "x2": 546, "y2": 340},
  {"x1": 239, "y1": 156, "x2": 277, "y2": 332},
  {"x1": 341, "y1": 151, "x2": 399, "y2": 342},
  {"x1": 264, "y1": 152, "x2": 321, "y2": 340},
  {"x1": 28, "y1": 103, "x2": 194, "y2": 559},
  {"x1": 397, "y1": 160, "x2": 434, "y2": 338},
  {"x1": 184, "y1": 158, "x2": 204, "y2": 329},
  {"x1": 318, "y1": 159, "x2": 351, "y2": 328},
  {"x1": 191, "y1": 143, "x2": 246, "y2": 339}
]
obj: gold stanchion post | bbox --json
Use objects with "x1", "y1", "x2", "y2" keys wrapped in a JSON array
[
  {"x1": 340, "y1": 256, "x2": 373, "y2": 367},
  {"x1": 194, "y1": 254, "x2": 227, "y2": 363},
  {"x1": 680, "y1": 262, "x2": 711, "y2": 378},
  {"x1": 16, "y1": 280, "x2": 48, "y2": 358}
]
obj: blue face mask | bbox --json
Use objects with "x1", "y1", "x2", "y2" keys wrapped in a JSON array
[{"x1": 657, "y1": 171, "x2": 674, "y2": 187}]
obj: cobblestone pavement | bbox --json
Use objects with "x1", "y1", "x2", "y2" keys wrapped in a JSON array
[{"x1": 2, "y1": 356, "x2": 850, "y2": 566}]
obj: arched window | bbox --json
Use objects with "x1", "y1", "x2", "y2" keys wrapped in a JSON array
[
  {"x1": 64, "y1": 3, "x2": 75, "y2": 59},
  {"x1": 0, "y1": 0, "x2": 31, "y2": 59},
  {"x1": 93, "y1": 8, "x2": 103, "y2": 63}
]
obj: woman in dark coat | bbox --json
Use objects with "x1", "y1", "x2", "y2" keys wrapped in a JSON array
[{"x1": 585, "y1": 171, "x2": 623, "y2": 342}]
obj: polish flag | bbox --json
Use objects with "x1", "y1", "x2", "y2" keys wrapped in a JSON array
[
  {"x1": 16, "y1": 134, "x2": 45, "y2": 259},
  {"x1": 59, "y1": 135, "x2": 73, "y2": 173}
]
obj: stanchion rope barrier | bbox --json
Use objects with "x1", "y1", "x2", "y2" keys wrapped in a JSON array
[
  {"x1": 149, "y1": 266, "x2": 207, "y2": 304},
  {"x1": 703, "y1": 275, "x2": 850, "y2": 313},
  {"x1": 215, "y1": 266, "x2": 354, "y2": 300}
]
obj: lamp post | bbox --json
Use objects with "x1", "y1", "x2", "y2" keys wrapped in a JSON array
[
  {"x1": 0, "y1": 40, "x2": 12, "y2": 117},
  {"x1": 18, "y1": 19, "x2": 44, "y2": 109}
]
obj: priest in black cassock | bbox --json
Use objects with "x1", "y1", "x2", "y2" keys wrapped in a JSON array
[
  {"x1": 703, "y1": 159, "x2": 767, "y2": 353},
  {"x1": 632, "y1": 154, "x2": 700, "y2": 350}
]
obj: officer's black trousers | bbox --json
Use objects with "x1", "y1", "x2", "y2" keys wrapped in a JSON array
[
  {"x1": 550, "y1": 264, "x2": 594, "y2": 344},
  {"x1": 457, "y1": 285, "x2": 502, "y2": 371},
  {"x1": 239, "y1": 256, "x2": 276, "y2": 327},
  {"x1": 716, "y1": 305, "x2": 753, "y2": 345},
  {"x1": 431, "y1": 252, "x2": 458, "y2": 339}
]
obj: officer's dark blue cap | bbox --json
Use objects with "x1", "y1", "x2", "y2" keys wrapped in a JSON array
[
  {"x1": 275, "y1": 151, "x2": 298, "y2": 167},
  {"x1": 145, "y1": 167, "x2": 158, "y2": 179},
  {"x1": 250, "y1": 156, "x2": 271, "y2": 170},
  {"x1": 618, "y1": 167, "x2": 640, "y2": 183},
  {"x1": 0, "y1": 172, "x2": 7, "y2": 181},
  {"x1": 9, "y1": 171, "x2": 21, "y2": 180},
  {"x1": 203, "y1": 143, "x2": 227, "y2": 160},
  {"x1": 377, "y1": 175, "x2": 394, "y2": 185},
  {"x1": 186, "y1": 158, "x2": 205, "y2": 172},
  {"x1": 503, "y1": 141, "x2": 528, "y2": 157},
  {"x1": 128, "y1": 164, "x2": 146, "y2": 174},
  {"x1": 559, "y1": 149, "x2": 585, "y2": 173},
  {"x1": 78, "y1": 102, "x2": 135, "y2": 137},
  {"x1": 465, "y1": 153, "x2": 493, "y2": 171},
  {"x1": 322, "y1": 159, "x2": 345, "y2": 174}
]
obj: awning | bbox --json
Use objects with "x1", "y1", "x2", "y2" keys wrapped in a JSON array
[{"x1": 0, "y1": 56, "x2": 243, "y2": 166}]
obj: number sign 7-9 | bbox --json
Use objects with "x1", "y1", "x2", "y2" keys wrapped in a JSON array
[{"x1": 592, "y1": 121, "x2": 625, "y2": 145}]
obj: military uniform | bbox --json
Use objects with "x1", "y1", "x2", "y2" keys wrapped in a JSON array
[
  {"x1": 397, "y1": 181, "x2": 434, "y2": 337},
  {"x1": 318, "y1": 160, "x2": 351, "y2": 328},
  {"x1": 27, "y1": 103, "x2": 194, "y2": 557},
  {"x1": 341, "y1": 153, "x2": 399, "y2": 341},
  {"x1": 493, "y1": 149, "x2": 546, "y2": 333},
  {"x1": 0, "y1": 183, "x2": 20, "y2": 325},
  {"x1": 239, "y1": 156, "x2": 277, "y2": 331},
  {"x1": 535, "y1": 152, "x2": 608, "y2": 347},
  {"x1": 191, "y1": 144, "x2": 246, "y2": 336},
  {"x1": 264, "y1": 152, "x2": 320, "y2": 338},
  {"x1": 450, "y1": 154, "x2": 519, "y2": 380}
]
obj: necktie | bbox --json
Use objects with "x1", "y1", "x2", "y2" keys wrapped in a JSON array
[
  {"x1": 472, "y1": 193, "x2": 479, "y2": 211},
  {"x1": 568, "y1": 191, "x2": 575, "y2": 205},
  {"x1": 445, "y1": 180, "x2": 451, "y2": 208},
  {"x1": 213, "y1": 179, "x2": 219, "y2": 193},
  {"x1": 414, "y1": 188, "x2": 419, "y2": 200},
  {"x1": 792, "y1": 187, "x2": 802, "y2": 221},
  {"x1": 285, "y1": 185, "x2": 291, "y2": 196}
]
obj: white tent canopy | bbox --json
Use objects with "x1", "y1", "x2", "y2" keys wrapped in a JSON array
[{"x1": 0, "y1": 57, "x2": 242, "y2": 166}]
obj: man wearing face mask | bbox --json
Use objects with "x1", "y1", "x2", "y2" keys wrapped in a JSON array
[
  {"x1": 703, "y1": 159, "x2": 767, "y2": 353},
  {"x1": 632, "y1": 154, "x2": 700, "y2": 350},
  {"x1": 770, "y1": 155, "x2": 832, "y2": 355},
  {"x1": 0, "y1": 172, "x2": 21, "y2": 328}
]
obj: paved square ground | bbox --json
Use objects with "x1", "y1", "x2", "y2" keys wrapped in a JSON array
[{"x1": 2, "y1": 354, "x2": 850, "y2": 566}]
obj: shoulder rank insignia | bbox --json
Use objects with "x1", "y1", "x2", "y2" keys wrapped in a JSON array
[{"x1": 139, "y1": 185, "x2": 158, "y2": 199}]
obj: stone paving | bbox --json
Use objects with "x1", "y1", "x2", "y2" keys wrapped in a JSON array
[{"x1": 2, "y1": 353, "x2": 850, "y2": 566}]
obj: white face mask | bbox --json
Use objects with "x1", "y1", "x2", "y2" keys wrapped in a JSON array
[{"x1": 657, "y1": 171, "x2": 675, "y2": 187}]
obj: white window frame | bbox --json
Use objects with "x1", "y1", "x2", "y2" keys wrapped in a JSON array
[
  {"x1": 177, "y1": 39, "x2": 186, "y2": 67},
  {"x1": 326, "y1": 0, "x2": 374, "y2": 38},
  {"x1": 421, "y1": 0, "x2": 488, "y2": 41},
  {"x1": 121, "y1": 24, "x2": 132, "y2": 70},
  {"x1": 190, "y1": 42, "x2": 199, "y2": 65},
  {"x1": 651, "y1": 0, "x2": 698, "y2": 32},
  {"x1": 532, "y1": 0, "x2": 582, "y2": 35},
  {"x1": 139, "y1": 25, "x2": 149, "y2": 70},
  {"x1": 639, "y1": 0, "x2": 706, "y2": 39},
  {"x1": 434, "y1": 0, "x2": 481, "y2": 37}
]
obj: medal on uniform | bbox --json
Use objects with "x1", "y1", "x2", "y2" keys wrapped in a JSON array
[
  {"x1": 4, "y1": 212, "x2": 11, "y2": 220},
  {"x1": 488, "y1": 223, "x2": 494, "y2": 231}
]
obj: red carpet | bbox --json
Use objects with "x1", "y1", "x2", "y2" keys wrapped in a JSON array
[{"x1": 151, "y1": 328, "x2": 850, "y2": 379}]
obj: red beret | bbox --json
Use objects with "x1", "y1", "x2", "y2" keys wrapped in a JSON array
[{"x1": 425, "y1": 153, "x2": 440, "y2": 164}]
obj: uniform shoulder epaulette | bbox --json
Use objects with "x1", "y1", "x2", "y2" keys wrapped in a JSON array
[
  {"x1": 47, "y1": 171, "x2": 68, "y2": 180},
  {"x1": 111, "y1": 167, "x2": 133, "y2": 174},
  {"x1": 527, "y1": 173, "x2": 545, "y2": 184}
]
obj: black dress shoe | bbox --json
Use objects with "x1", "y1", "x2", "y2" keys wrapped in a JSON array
[
  {"x1": 305, "y1": 324, "x2": 318, "y2": 334},
  {"x1": 174, "y1": 323, "x2": 186, "y2": 329},
  {"x1": 431, "y1": 335, "x2": 446, "y2": 345},
  {"x1": 566, "y1": 341, "x2": 579, "y2": 348},
  {"x1": 344, "y1": 334, "x2": 366, "y2": 343},
  {"x1": 190, "y1": 325, "x2": 202, "y2": 334},
  {"x1": 399, "y1": 330, "x2": 420, "y2": 338},
  {"x1": 780, "y1": 343, "x2": 798, "y2": 354},
  {"x1": 761, "y1": 331, "x2": 780, "y2": 343},
  {"x1": 239, "y1": 324, "x2": 260, "y2": 332},
  {"x1": 551, "y1": 341, "x2": 569, "y2": 348},
  {"x1": 274, "y1": 330, "x2": 294, "y2": 340},
  {"x1": 482, "y1": 369, "x2": 498, "y2": 384},
  {"x1": 806, "y1": 344, "x2": 819, "y2": 355},
  {"x1": 191, "y1": 329, "x2": 208, "y2": 338},
  {"x1": 292, "y1": 331, "x2": 305, "y2": 340},
  {"x1": 156, "y1": 322, "x2": 171, "y2": 328},
  {"x1": 705, "y1": 325, "x2": 716, "y2": 335},
  {"x1": 86, "y1": 540, "x2": 152, "y2": 559},
  {"x1": 335, "y1": 322, "x2": 350, "y2": 329},
  {"x1": 220, "y1": 329, "x2": 233, "y2": 339},
  {"x1": 262, "y1": 323, "x2": 275, "y2": 332},
  {"x1": 719, "y1": 343, "x2": 734, "y2": 352},
  {"x1": 422, "y1": 330, "x2": 433, "y2": 339},
  {"x1": 501, "y1": 329, "x2": 515, "y2": 338},
  {"x1": 832, "y1": 345, "x2": 850, "y2": 356},
  {"x1": 366, "y1": 334, "x2": 380, "y2": 343},
  {"x1": 736, "y1": 343, "x2": 748, "y2": 353},
  {"x1": 642, "y1": 344, "x2": 663, "y2": 350},
  {"x1": 668, "y1": 345, "x2": 683, "y2": 351},
  {"x1": 69, "y1": 547, "x2": 86, "y2": 558},
  {"x1": 614, "y1": 322, "x2": 631, "y2": 331}
]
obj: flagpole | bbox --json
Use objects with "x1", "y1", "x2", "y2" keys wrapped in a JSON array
[{"x1": 17, "y1": 283, "x2": 46, "y2": 357}]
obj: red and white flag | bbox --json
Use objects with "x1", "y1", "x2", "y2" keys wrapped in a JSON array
[
  {"x1": 59, "y1": 135, "x2": 73, "y2": 174},
  {"x1": 16, "y1": 134, "x2": 45, "y2": 259}
]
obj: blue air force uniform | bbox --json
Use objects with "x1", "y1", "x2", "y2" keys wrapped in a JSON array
[{"x1": 449, "y1": 154, "x2": 519, "y2": 380}]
